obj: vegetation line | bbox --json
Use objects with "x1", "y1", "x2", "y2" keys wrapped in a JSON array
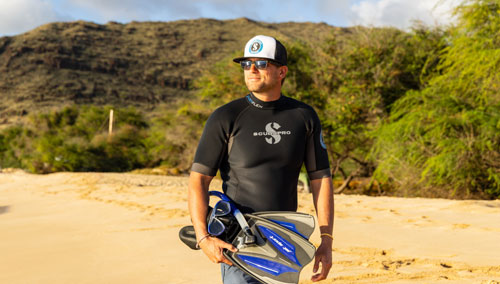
[{"x1": 0, "y1": 0, "x2": 498, "y2": 199}]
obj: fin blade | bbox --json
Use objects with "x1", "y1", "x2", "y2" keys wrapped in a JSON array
[
  {"x1": 179, "y1": 226, "x2": 199, "y2": 250},
  {"x1": 253, "y1": 211, "x2": 315, "y2": 240},
  {"x1": 238, "y1": 254, "x2": 298, "y2": 276}
]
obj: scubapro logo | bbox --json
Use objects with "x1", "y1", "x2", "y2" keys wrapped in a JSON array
[
  {"x1": 253, "y1": 122, "x2": 291, "y2": 144},
  {"x1": 249, "y1": 39, "x2": 263, "y2": 54}
]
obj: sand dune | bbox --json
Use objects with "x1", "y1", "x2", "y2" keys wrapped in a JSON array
[{"x1": 1, "y1": 171, "x2": 499, "y2": 283}]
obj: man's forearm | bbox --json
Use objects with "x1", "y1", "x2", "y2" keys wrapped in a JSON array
[
  {"x1": 310, "y1": 177, "x2": 334, "y2": 237},
  {"x1": 188, "y1": 171, "x2": 213, "y2": 240}
]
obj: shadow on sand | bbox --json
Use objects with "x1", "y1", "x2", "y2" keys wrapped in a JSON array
[{"x1": 0, "y1": 206, "x2": 10, "y2": 215}]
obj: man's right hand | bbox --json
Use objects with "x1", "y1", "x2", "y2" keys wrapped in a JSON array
[{"x1": 199, "y1": 236, "x2": 238, "y2": 266}]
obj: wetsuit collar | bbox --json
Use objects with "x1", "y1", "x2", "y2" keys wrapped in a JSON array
[{"x1": 246, "y1": 92, "x2": 285, "y2": 109}]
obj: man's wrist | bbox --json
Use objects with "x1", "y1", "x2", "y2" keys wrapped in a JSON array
[
  {"x1": 320, "y1": 233, "x2": 334, "y2": 240},
  {"x1": 196, "y1": 233, "x2": 211, "y2": 249},
  {"x1": 320, "y1": 232, "x2": 334, "y2": 246}
]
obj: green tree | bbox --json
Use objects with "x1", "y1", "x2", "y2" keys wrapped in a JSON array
[
  {"x1": 371, "y1": 0, "x2": 500, "y2": 198},
  {"x1": 319, "y1": 26, "x2": 446, "y2": 185}
]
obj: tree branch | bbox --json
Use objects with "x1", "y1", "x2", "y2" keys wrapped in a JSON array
[{"x1": 334, "y1": 167, "x2": 362, "y2": 194}]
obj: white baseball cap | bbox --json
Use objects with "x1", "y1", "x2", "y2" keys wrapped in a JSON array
[{"x1": 233, "y1": 35, "x2": 287, "y2": 66}]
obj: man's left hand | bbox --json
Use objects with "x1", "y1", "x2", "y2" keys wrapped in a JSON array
[{"x1": 311, "y1": 241, "x2": 332, "y2": 282}]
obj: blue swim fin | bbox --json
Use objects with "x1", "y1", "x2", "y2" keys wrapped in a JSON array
[
  {"x1": 179, "y1": 191, "x2": 317, "y2": 284},
  {"x1": 223, "y1": 214, "x2": 316, "y2": 284}
]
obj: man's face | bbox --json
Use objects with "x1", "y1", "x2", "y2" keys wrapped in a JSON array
[{"x1": 243, "y1": 58, "x2": 285, "y2": 93}]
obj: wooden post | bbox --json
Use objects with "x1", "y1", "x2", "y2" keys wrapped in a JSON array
[{"x1": 108, "y1": 109, "x2": 114, "y2": 137}]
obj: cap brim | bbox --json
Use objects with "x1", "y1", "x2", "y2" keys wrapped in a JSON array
[{"x1": 232, "y1": 57, "x2": 247, "y2": 63}]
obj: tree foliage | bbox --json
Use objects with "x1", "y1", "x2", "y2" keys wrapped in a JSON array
[
  {"x1": 317, "y1": 26, "x2": 446, "y2": 182},
  {"x1": 371, "y1": 0, "x2": 500, "y2": 198}
]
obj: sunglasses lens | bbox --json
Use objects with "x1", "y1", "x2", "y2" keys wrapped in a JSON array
[
  {"x1": 255, "y1": 60, "x2": 268, "y2": 69},
  {"x1": 208, "y1": 218, "x2": 225, "y2": 236},
  {"x1": 214, "y1": 200, "x2": 231, "y2": 217},
  {"x1": 241, "y1": 61, "x2": 252, "y2": 70}
]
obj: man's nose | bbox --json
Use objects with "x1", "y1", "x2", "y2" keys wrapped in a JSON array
[{"x1": 249, "y1": 63, "x2": 259, "y2": 73}]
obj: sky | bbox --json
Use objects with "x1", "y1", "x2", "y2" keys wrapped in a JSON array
[{"x1": 0, "y1": 0, "x2": 462, "y2": 37}]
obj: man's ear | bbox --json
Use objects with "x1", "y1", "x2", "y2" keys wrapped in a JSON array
[{"x1": 280, "y1": 66, "x2": 288, "y2": 77}]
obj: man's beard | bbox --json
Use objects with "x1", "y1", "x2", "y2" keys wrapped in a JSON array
[{"x1": 245, "y1": 78, "x2": 278, "y2": 93}]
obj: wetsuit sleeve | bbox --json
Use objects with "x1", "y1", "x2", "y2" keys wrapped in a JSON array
[
  {"x1": 191, "y1": 109, "x2": 229, "y2": 176},
  {"x1": 304, "y1": 108, "x2": 331, "y2": 180}
]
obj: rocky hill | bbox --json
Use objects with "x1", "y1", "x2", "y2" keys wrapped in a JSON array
[{"x1": 0, "y1": 18, "x2": 340, "y2": 126}]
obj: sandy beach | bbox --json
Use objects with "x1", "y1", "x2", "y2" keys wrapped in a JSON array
[{"x1": 1, "y1": 170, "x2": 499, "y2": 283}]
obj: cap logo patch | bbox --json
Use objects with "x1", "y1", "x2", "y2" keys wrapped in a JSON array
[{"x1": 249, "y1": 39, "x2": 263, "y2": 54}]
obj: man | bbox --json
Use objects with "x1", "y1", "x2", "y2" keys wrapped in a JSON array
[{"x1": 188, "y1": 35, "x2": 334, "y2": 283}]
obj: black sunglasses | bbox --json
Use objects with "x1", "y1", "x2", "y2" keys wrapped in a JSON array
[{"x1": 240, "y1": 60, "x2": 277, "y2": 70}]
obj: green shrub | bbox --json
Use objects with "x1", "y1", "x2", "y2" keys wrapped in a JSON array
[{"x1": 0, "y1": 105, "x2": 151, "y2": 173}]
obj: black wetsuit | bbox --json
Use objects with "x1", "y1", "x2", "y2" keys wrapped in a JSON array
[{"x1": 191, "y1": 93, "x2": 331, "y2": 213}]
